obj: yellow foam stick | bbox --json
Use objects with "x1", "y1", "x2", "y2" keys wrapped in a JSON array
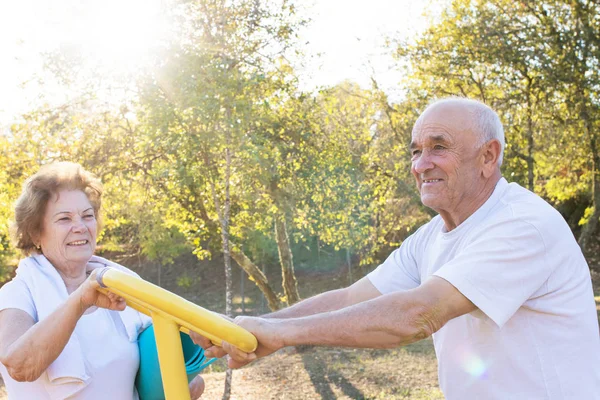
[
  {"x1": 96, "y1": 267, "x2": 257, "y2": 400},
  {"x1": 96, "y1": 267, "x2": 258, "y2": 352}
]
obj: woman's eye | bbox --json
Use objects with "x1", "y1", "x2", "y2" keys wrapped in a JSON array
[
  {"x1": 59, "y1": 217, "x2": 70, "y2": 221},
  {"x1": 434, "y1": 145, "x2": 445, "y2": 150},
  {"x1": 411, "y1": 150, "x2": 421, "y2": 157},
  {"x1": 83, "y1": 214, "x2": 95, "y2": 219}
]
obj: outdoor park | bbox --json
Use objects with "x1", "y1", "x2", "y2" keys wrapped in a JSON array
[{"x1": 1, "y1": 0, "x2": 600, "y2": 399}]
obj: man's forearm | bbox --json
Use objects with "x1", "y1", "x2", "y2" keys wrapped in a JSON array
[
  {"x1": 273, "y1": 291, "x2": 430, "y2": 349},
  {"x1": 265, "y1": 277, "x2": 476, "y2": 350},
  {"x1": 263, "y1": 288, "x2": 349, "y2": 319},
  {"x1": 263, "y1": 277, "x2": 381, "y2": 319}
]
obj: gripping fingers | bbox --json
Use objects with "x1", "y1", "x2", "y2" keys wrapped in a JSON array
[
  {"x1": 189, "y1": 330, "x2": 212, "y2": 348},
  {"x1": 189, "y1": 331, "x2": 228, "y2": 359},
  {"x1": 223, "y1": 341, "x2": 256, "y2": 368},
  {"x1": 106, "y1": 292, "x2": 126, "y2": 310},
  {"x1": 204, "y1": 345, "x2": 227, "y2": 359}
]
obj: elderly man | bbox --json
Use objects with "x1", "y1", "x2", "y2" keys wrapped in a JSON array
[{"x1": 193, "y1": 98, "x2": 600, "y2": 399}]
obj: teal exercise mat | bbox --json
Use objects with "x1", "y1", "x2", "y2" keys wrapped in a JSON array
[{"x1": 136, "y1": 324, "x2": 216, "y2": 400}]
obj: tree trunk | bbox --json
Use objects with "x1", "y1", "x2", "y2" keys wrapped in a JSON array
[
  {"x1": 157, "y1": 263, "x2": 161, "y2": 287},
  {"x1": 578, "y1": 116, "x2": 600, "y2": 253},
  {"x1": 221, "y1": 215, "x2": 233, "y2": 400},
  {"x1": 222, "y1": 369, "x2": 232, "y2": 400},
  {"x1": 240, "y1": 268, "x2": 245, "y2": 314},
  {"x1": 231, "y1": 248, "x2": 280, "y2": 311},
  {"x1": 575, "y1": 5, "x2": 600, "y2": 255},
  {"x1": 525, "y1": 83, "x2": 535, "y2": 192},
  {"x1": 212, "y1": 133, "x2": 234, "y2": 400},
  {"x1": 274, "y1": 212, "x2": 300, "y2": 305},
  {"x1": 346, "y1": 248, "x2": 353, "y2": 283}
]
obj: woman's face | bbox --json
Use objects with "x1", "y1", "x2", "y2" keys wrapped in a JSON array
[{"x1": 38, "y1": 189, "x2": 97, "y2": 269}]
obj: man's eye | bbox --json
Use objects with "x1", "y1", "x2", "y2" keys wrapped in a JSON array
[
  {"x1": 59, "y1": 217, "x2": 70, "y2": 221},
  {"x1": 412, "y1": 150, "x2": 421, "y2": 157},
  {"x1": 83, "y1": 214, "x2": 95, "y2": 219},
  {"x1": 433, "y1": 145, "x2": 445, "y2": 150}
]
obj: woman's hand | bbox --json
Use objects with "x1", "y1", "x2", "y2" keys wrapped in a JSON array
[
  {"x1": 74, "y1": 269, "x2": 126, "y2": 313},
  {"x1": 188, "y1": 374, "x2": 205, "y2": 399}
]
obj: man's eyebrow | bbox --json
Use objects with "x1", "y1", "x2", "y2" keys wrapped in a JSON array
[
  {"x1": 409, "y1": 134, "x2": 450, "y2": 149},
  {"x1": 430, "y1": 134, "x2": 449, "y2": 143}
]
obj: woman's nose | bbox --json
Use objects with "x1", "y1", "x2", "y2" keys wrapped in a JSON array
[{"x1": 71, "y1": 218, "x2": 86, "y2": 232}]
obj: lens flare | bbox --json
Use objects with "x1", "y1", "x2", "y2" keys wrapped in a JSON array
[{"x1": 464, "y1": 354, "x2": 487, "y2": 378}]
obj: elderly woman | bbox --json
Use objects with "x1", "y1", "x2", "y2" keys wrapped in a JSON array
[{"x1": 0, "y1": 162, "x2": 204, "y2": 399}]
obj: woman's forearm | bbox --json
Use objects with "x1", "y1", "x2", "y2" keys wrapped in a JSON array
[{"x1": 1, "y1": 294, "x2": 87, "y2": 382}]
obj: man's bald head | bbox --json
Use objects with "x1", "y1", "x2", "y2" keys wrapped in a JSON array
[{"x1": 416, "y1": 98, "x2": 505, "y2": 166}]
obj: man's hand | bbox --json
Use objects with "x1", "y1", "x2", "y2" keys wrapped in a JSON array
[
  {"x1": 190, "y1": 316, "x2": 287, "y2": 369},
  {"x1": 189, "y1": 313, "x2": 234, "y2": 361},
  {"x1": 223, "y1": 316, "x2": 285, "y2": 368}
]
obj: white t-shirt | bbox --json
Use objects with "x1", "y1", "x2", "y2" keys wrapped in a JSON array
[
  {"x1": 0, "y1": 278, "x2": 140, "y2": 400},
  {"x1": 368, "y1": 178, "x2": 600, "y2": 400}
]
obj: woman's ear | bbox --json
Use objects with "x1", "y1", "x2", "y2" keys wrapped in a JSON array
[{"x1": 31, "y1": 233, "x2": 41, "y2": 250}]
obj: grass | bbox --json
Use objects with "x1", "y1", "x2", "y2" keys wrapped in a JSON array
[
  {"x1": 0, "y1": 342, "x2": 441, "y2": 400},
  {"x1": 200, "y1": 341, "x2": 443, "y2": 400}
]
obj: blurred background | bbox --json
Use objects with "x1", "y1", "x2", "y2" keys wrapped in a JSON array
[{"x1": 1, "y1": 1, "x2": 599, "y2": 398}]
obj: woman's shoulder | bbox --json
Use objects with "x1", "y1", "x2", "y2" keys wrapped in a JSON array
[
  {"x1": 0, "y1": 275, "x2": 31, "y2": 297},
  {"x1": 0, "y1": 276, "x2": 38, "y2": 321}
]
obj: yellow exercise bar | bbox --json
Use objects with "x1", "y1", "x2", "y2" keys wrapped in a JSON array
[{"x1": 95, "y1": 267, "x2": 257, "y2": 400}]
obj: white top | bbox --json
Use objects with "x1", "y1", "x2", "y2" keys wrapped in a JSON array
[
  {"x1": 0, "y1": 277, "x2": 140, "y2": 400},
  {"x1": 368, "y1": 178, "x2": 600, "y2": 400}
]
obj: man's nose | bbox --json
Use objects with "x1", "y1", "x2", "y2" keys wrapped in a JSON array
[{"x1": 412, "y1": 152, "x2": 434, "y2": 174}]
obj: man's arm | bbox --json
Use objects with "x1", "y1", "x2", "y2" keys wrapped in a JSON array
[
  {"x1": 263, "y1": 276, "x2": 382, "y2": 319},
  {"x1": 277, "y1": 276, "x2": 474, "y2": 347},
  {"x1": 191, "y1": 277, "x2": 381, "y2": 358},
  {"x1": 222, "y1": 276, "x2": 475, "y2": 368}
]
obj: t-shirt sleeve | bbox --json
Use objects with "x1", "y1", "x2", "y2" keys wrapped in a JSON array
[
  {"x1": 0, "y1": 278, "x2": 38, "y2": 321},
  {"x1": 367, "y1": 232, "x2": 421, "y2": 294},
  {"x1": 434, "y1": 218, "x2": 551, "y2": 329}
]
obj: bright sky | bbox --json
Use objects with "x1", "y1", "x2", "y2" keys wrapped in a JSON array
[
  {"x1": 296, "y1": 0, "x2": 441, "y2": 96},
  {"x1": 0, "y1": 0, "x2": 443, "y2": 126}
]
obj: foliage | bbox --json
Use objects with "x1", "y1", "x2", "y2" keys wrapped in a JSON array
[
  {"x1": 3, "y1": 0, "x2": 600, "y2": 288},
  {"x1": 392, "y1": 0, "x2": 600, "y2": 254}
]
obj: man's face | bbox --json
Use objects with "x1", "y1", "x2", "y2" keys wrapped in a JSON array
[{"x1": 410, "y1": 104, "x2": 484, "y2": 216}]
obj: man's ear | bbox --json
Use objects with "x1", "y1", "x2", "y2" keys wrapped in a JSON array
[{"x1": 481, "y1": 139, "x2": 501, "y2": 178}]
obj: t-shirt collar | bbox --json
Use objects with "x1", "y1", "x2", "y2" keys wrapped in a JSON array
[{"x1": 440, "y1": 177, "x2": 508, "y2": 236}]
